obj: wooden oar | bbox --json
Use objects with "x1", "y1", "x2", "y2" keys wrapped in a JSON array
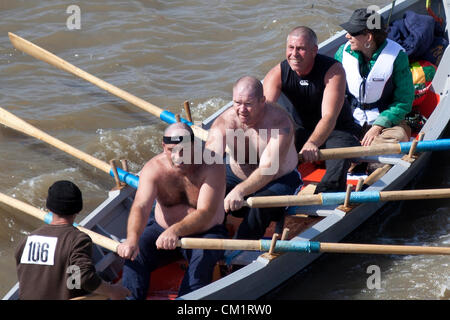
[
  {"x1": 179, "y1": 238, "x2": 450, "y2": 255},
  {"x1": 8, "y1": 32, "x2": 209, "y2": 142},
  {"x1": 0, "y1": 192, "x2": 120, "y2": 252},
  {"x1": 298, "y1": 139, "x2": 450, "y2": 161},
  {"x1": 0, "y1": 107, "x2": 139, "y2": 188},
  {"x1": 244, "y1": 187, "x2": 450, "y2": 208}
]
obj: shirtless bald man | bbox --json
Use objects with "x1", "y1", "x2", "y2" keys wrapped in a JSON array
[
  {"x1": 206, "y1": 76, "x2": 302, "y2": 240},
  {"x1": 117, "y1": 122, "x2": 228, "y2": 299}
]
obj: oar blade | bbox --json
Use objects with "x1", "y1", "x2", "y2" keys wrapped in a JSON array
[
  {"x1": 1, "y1": 106, "x2": 141, "y2": 188},
  {"x1": 8, "y1": 32, "x2": 208, "y2": 140},
  {"x1": 0, "y1": 107, "x2": 111, "y2": 174}
]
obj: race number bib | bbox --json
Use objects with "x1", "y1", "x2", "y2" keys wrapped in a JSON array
[{"x1": 20, "y1": 235, "x2": 58, "y2": 266}]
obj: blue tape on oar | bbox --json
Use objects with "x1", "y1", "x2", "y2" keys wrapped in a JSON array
[
  {"x1": 321, "y1": 191, "x2": 381, "y2": 205},
  {"x1": 350, "y1": 191, "x2": 381, "y2": 203},
  {"x1": 109, "y1": 167, "x2": 140, "y2": 189},
  {"x1": 260, "y1": 240, "x2": 321, "y2": 253},
  {"x1": 44, "y1": 212, "x2": 53, "y2": 224},
  {"x1": 159, "y1": 110, "x2": 193, "y2": 126},
  {"x1": 399, "y1": 139, "x2": 450, "y2": 153},
  {"x1": 44, "y1": 211, "x2": 80, "y2": 227}
]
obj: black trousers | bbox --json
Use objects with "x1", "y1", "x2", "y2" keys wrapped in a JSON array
[{"x1": 295, "y1": 126, "x2": 360, "y2": 194}]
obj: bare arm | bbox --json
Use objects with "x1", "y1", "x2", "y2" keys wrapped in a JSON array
[
  {"x1": 225, "y1": 124, "x2": 292, "y2": 212},
  {"x1": 117, "y1": 160, "x2": 158, "y2": 260},
  {"x1": 156, "y1": 164, "x2": 226, "y2": 249},
  {"x1": 205, "y1": 114, "x2": 228, "y2": 158},
  {"x1": 263, "y1": 64, "x2": 282, "y2": 103},
  {"x1": 300, "y1": 62, "x2": 347, "y2": 161}
]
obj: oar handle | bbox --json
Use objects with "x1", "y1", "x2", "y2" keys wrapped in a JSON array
[
  {"x1": 298, "y1": 144, "x2": 401, "y2": 161},
  {"x1": 244, "y1": 194, "x2": 322, "y2": 208},
  {"x1": 179, "y1": 238, "x2": 261, "y2": 251},
  {"x1": 0, "y1": 192, "x2": 119, "y2": 253},
  {"x1": 77, "y1": 225, "x2": 119, "y2": 253}
]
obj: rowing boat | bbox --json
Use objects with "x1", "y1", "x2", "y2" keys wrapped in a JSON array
[{"x1": 3, "y1": 0, "x2": 450, "y2": 300}]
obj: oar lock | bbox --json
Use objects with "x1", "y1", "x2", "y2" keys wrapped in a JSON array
[
  {"x1": 109, "y1": 159, "x2": 130, "y2": 190},
  {"x1": 405, "y1": 132, "x2": 425, "y2": 162},
  {"x1": 261, "y1": 228, "x2": 290, "y2": 259}
]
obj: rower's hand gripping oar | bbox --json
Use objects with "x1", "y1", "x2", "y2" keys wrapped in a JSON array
[
  {"x1": 297, "y1": 138, "x2": 450, "y2": 161},
  {"x1": 8, "y1": 32, "x2": 209, "y2": 142},
  {"x1": 0, "y1": 107, "x2": 139, "y2": 188},
  {"x1": 0, "y1": 191, "x2": 120, "y2": 252},
  {"x1": 178, "y1": 238, "x2": 450, "y2": 256},
  {"x1": 243, "y1": 187, "x2": 450, "y2": 208}
]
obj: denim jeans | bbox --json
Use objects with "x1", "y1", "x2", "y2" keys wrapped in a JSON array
[
  {"x1": 226, "y1": 164, "x2": 303, "y2": 240},
  {"x1": 122, "y1": 217, "x2": 228, "y2": 299}
]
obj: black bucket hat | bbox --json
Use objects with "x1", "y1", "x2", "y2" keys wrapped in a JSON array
[
  {"x1": 340, "y1": 8, "x2": 385, "y2": 34},
  {"x1": 46, "y1": 180, "x2": 83, "y2": 215}
]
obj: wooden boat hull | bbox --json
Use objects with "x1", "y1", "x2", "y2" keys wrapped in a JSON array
[{"x1": 4, "y1": 0, "x2": 449, "y2": 300}]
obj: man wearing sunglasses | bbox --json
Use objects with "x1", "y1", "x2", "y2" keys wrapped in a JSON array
[{"x1": 117, "y1": 122, "x2": 228, "y2": 299}]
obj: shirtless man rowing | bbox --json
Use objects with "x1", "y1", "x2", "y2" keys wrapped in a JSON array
[
  {"x1": 206, "y1": 76, "x2": 302, "y2": 240},
  {"x1": 117, "y1": 122, "x2": 228, "y2": 299}
]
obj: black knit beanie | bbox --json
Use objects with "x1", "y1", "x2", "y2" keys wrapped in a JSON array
[{"x1": 46, "y1": 180, "x2": 83, "y2": 215}]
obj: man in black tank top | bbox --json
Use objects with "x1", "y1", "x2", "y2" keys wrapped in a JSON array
[{"x1": 264, "y1": 26, "x2": 360, "y2": 193}]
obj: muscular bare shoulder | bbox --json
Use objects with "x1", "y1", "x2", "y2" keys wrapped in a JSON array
[
  {"x1": 265, "y1": 102, "x2": 295, "y2": 132},
  {"x1": 198, "y1": 162, "x2": 226, "y2": 190},
  {"x1": 263, "y1": 64, "x2": 282, "y2": 103},
  {"x1": 324, "y1": 61, "x2": 346, "y2": 85},
  {"x1": 211, "y1": 107, "x2": 238, "y2": 130},
  {"x1": 204, "y1": 162, "x2": 226, "y2": 177},
  {"x1": 140, "y1": 153, "x2": 166, "y2": 180}
]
